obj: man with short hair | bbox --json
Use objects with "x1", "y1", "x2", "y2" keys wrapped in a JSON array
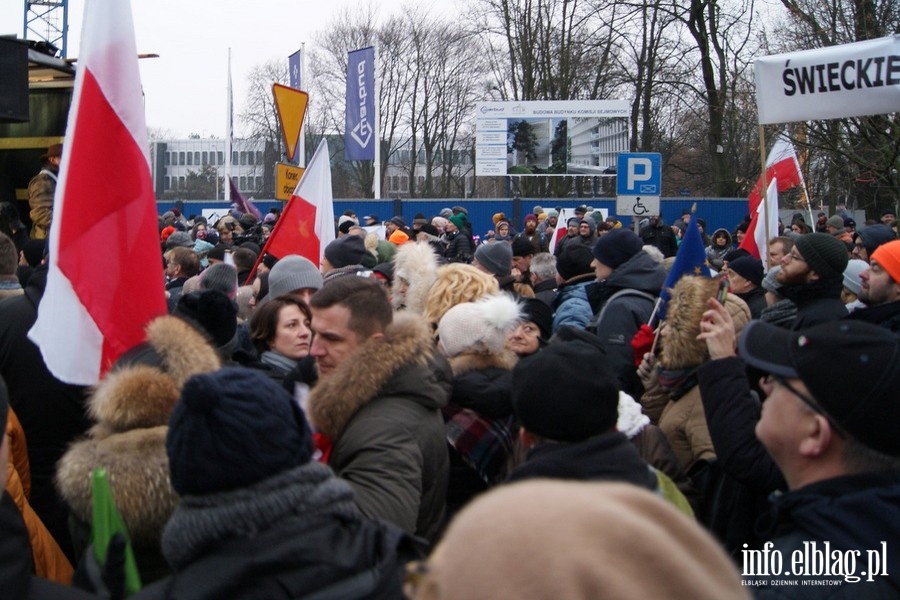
[
  {"x1": 847, "y1": 239, "x2": 900, "y2": 333},
  {"x1": 766, "y1": 236, "x2": 793, "y2": 269},
  {"x1": 529, "y1": 252, "x2": 558, "y2": 307},
  {"x1": 881, "y1": 209, "x2": 896, "y2": 226},
  {"x1": 164, "y1": 246, "x2": 200, "y2": 312},
  {"x1": 738, "y1": 319, "x2": 900, "y2": 594},
  {"x1": 775, "y1": 233, "x2": 849, "y2": 329},
  {"x1": 307, "y1": 277, "x2": 451, "y2": 542}
]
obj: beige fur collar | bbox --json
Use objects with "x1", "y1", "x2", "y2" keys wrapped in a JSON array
[
  {"x1": 308, "y1": 313, "x2": 435, "y2": 440},
  {"x1": 448, "y1": 351, "x2": 517, "y2": 377}
]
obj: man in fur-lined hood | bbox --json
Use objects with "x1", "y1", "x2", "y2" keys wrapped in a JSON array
[
  {"x1": 307, "y1": 277, "x2": 451, "y2": 543},
  {"x1": 55, "y1": 315, "x2": 221, "y2": 583}
]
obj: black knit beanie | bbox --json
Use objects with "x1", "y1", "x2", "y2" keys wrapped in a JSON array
[
  {"x1": 513, "y1": 341, "x2": 618, "y2": 441},
  {"x1": 794, "y1": 233, "x2": 849, "y2": 281},
  {"x1": 167, "y1": 367, "x2": 313, "y2": 496}
]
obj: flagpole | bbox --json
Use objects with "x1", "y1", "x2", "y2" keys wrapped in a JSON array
[
  {"x1": 758, "y1": 125, "x2": 770, "y2": 252},
  {"x1": 299, "y1": 42, "x2": 306, "y2": 168},
  {"x1": 225, "y1": 48, "x2": 233, "y2": 203},
  {"x1": 373, "y1": 43, "x2": 381, "y2": 200}
]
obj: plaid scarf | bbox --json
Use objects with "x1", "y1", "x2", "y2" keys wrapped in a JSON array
[{"x1": 443, "y1": 404, "x2": 517, "y2": 485}]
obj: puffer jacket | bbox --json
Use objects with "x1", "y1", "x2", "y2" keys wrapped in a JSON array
[{"x1": 552, "y1": 275, "x2": 595, "y2": 333}]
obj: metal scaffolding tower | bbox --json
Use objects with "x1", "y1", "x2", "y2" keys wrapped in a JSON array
[{"x1": 24, "y1": 0, "x2": 69, "y2": 58}]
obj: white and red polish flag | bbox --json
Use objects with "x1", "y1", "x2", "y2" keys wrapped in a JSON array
[
  {"x1": 254, "y1": 139, "x2": 335, "y2": 268},
  {"x1": 29, "y1": 0, "x2": 167, "y2": 385},
  {"x1": 739, "y1": 137, "x2": 805, "y2": 259}
]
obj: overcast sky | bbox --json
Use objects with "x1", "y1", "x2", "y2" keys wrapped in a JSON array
[{"x1": 3, "y1": 0, "x2": 451, "y2": 138}]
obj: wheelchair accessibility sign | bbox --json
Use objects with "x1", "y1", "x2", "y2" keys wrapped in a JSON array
[{"x1": 616, "y1": 152, "x2": 661, "y2": 217}]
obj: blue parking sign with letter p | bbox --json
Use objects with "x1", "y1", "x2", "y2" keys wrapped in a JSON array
[{"x1": 617, "y1": 153, "x2": 661, "y2": 197}]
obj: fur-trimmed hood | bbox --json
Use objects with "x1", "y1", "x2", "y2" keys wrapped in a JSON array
[
  {"x1": 448, "y1": 350, "x2": 517, "y2": 377},
  {"x1": 55, "y1": 315, "x2": 221, "y2": 546},
  {"x1": 392, "y1": 241, "x2": 439, "y2": 314},
  {"x1": 308, "y1": 313, "x2": 449, "y2": 440},
  {"x1": 660, "y1": 276, "x2": 751, "y2": 370}
]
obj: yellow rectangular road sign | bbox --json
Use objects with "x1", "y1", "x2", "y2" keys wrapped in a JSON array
[{"x1": 275, "y1": 162, "x2": 304, "y2": 201}]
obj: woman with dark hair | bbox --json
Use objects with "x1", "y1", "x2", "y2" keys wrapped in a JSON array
[{"x1": 248, "y1": 295, "x2": 312, "y2": 382}]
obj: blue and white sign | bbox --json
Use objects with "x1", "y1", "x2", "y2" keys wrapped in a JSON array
[
  {"x1": 288, "y1": 49, "x2": 302, "y2": 90},
  {"x1": 616, "y1": 152, "x2": 662, "y2": 216},
  {"x1": 345, "y1": 46, "x2": 376, "y2": 161}
]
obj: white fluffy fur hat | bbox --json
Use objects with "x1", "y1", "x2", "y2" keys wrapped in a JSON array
[{"x1": 438, "y1": 294, "x2": 521, "y2": 358}]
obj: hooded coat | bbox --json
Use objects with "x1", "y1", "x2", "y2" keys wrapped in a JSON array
[
  {"x1": 393, "y1": 241, "x2": 440, "y2": 314},
  {"x1": 308, "y1": 314, "x2": 452, "y2": 542},
  {"x1": 705, "y1": 228, "x2": 733, "y2": 271},
  {"x1": 55, "y1": 316, "x2": 221, "y2": 582},
  {"x1": 657, "y1": 277, "x2": 751, "y2": 473}
]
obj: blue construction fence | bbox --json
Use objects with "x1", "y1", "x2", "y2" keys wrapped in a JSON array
[{"x1": 160, "y1": 198, "x2": 759, "y2": 239}]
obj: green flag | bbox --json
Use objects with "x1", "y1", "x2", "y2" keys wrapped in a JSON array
[{"x1": 91, "y1": 468, "x2": 142, "y2": 596}]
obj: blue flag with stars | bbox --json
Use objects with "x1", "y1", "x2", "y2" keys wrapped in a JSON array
[{"x1": 658, "y1": 214, "x2": 711, "y2": 321}]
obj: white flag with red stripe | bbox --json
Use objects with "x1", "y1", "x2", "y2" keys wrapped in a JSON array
[
  {"x1": 29, "y1": 0, "x2": 167, "y2": 385},
  {"x1": 739, "y1": 137, "x2": 805, "y2": 258}
]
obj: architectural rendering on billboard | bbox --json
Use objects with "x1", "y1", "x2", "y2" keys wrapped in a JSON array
[{"x1": 474, "y1": 100, "x2": 630, "y2": 177}]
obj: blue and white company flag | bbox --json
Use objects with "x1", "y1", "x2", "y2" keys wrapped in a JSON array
[
  {"x1": 288, "y1": 49, "x2": 302, "y2": 89},
  {"x1": 345, "y1": 46, "x2": 375, "y2": 161}
]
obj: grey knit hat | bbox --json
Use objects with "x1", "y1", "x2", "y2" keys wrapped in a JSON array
[
  {"x1": 165, "y1": 231, "x2": 193, "y2": 250},
  {"x1": 794, "y1": 233, "x2": 849, "y2": 281},
  {"x1": 267, "y1": 255, "x2": 323, "y2": 299},
  {"x1": 474, "y1": 242, "x2": 513, "y2": 277}
]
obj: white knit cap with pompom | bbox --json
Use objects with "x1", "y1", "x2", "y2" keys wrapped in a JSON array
[{"x1": 438, "y1": 294, "x2": 522, "y2": 358}]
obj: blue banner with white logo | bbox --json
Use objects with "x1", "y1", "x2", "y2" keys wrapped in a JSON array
[
  {"x1": 345, "y1": 46, "x2": 375, "y2": 161},
  {"x1": 288, "y1": 49, "x2": 302, "y2": 89}
]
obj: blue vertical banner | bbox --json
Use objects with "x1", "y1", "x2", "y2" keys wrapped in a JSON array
[
  {"x1": 288, "y1": 49, "x2": 302, "y2": 89},
  {"x1": 345, "y1": 46, "x2": 376, "y2": 161}
]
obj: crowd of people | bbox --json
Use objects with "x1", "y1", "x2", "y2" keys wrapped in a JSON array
[{"x1": 1, "y1": 185, "x2": 899, "y2": 599}]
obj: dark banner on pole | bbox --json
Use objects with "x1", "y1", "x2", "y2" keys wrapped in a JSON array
[{"x1": 345, "y1": 46, "x2": 375, "y2": 161}]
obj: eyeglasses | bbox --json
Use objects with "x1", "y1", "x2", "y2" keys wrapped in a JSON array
[
  {"x1": 787, "y1": 251, "x2": 806, "y2": 262},
  {"x1": 765, "y1": 374, "x2": 846, "y2": 438}
]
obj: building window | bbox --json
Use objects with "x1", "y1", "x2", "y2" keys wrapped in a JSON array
[
  {"x1": 256, "y1": 151, "x2": 263, "y2": 164},
  {"x1": 186, "y1": 152, "x2": 193, "y2": 166},
  {"x1": 194, "y1": 152, "x2": 200, "y2": 165},
  {"x1": 217, "y1": 151, "x2": 224, "y2": 165},
  {"x1": 247, "y1": 151, "x2": 254, "y2": 165},
  {"x1": 179, "y1": 176, "x2": 185, "y2": 188},
  {"x1": 417, "y1": 176, "x2": 424, "y2": 187},
  {"x1": 239, "y1": 151, "x2": 247, "y2": 165},
  {"x1": 255, "y1": 176, "x2": 262, "y2": 190},
  {"x1": 164, "y1": 152, "x2": 170, "y2": 166},
  {"x1": 232, "y1": 151, "x2": 238, "y2": 164},
  {"x1": 239, "y1": 176, "x2": 247, "y2": 189},
  {"x1": 164, "y1": 177, "x2": 170, "y2": 190},
  {"x1": 401, "y1": 176, "x2": 408, "y2": 189},
  {"x1": 202, "y1": 151, "x2": 208, "y2": 166},
  {"x1": 178, "y1": 152, "x2": 185, "y2": 165}
]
